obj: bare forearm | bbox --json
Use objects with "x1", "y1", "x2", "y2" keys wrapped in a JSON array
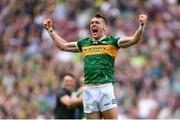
[
  {"x1": 48, "y1": 28, "x2": 67, "y2": 50},
  {"x1": 132, "y1": 26, "x2": 144, "y2": 44},
  {"x1": 131, "y1": 14, "x2": 147, "y2": 44},
  {"x1": 60, "y1": 95, "x2": 82, "y2": 108},
  {"x1": 67, "y1": 98, "x2": 83, "y2": 108},
  {"x1": 43, "y1": 18, "x2": 79, "y2": 52},
  {"x1": 119, "y1": 25, "x2": 145, "y2": 48},
  {"x1": 68, "y1": 96, "x2": 83, "y2": 108},
  {"x1": 119, "y1": 14, "x2": 147, "y2": 48},
  {"x1": 47, "y1": 28, "x2": 79, "y2": 52}
]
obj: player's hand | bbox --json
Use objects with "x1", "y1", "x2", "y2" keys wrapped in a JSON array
[
  {"x1": 43, "y1": 18, "x2": 53, "y2": 30},
  {"x1": 139, "y1": 14, "x2": 147, "y2": 26}
]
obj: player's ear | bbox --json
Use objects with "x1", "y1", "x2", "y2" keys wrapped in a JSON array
[{"x1": 103, "y1": 25, "x2": 107, "y2": 32}]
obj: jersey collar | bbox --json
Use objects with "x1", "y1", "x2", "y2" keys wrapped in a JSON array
[{"x1": 92, "y1": 36, "x2": 106, "y2": 44}]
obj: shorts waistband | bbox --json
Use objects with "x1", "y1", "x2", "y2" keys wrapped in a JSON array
[{"x1": 84, "y1": 83, "x2": 112, "y2": 87}]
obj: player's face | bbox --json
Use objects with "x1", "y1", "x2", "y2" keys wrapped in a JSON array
[
  {"x1": 90, "y1": 17, "x2": 107, "y2": 40},
  {"x1": 63, "y1": 75, "x2": 75, "y2": 91}
]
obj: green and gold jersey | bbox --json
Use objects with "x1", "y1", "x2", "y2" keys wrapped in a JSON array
[{"x1": 76, "y1": 36, "x2": 120, "y2": 84}]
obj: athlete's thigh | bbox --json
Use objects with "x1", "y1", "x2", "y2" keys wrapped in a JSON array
[
  {"x1": 99, "y1": 83, "x2": 117, "y2": 113},
  {"x1": 83, "y1": 86, "x2": 99, "y2": 113},
  {"x1": 86, "y1": 111, "x2": 102, "y2": 119},
  {"x1": 101, "y1": 107, "x2": 118, "y2": 119}
]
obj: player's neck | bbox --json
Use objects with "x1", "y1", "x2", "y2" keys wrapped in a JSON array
[{"x1": 93, "y1": 36, "x2": 106, "y2": 41}]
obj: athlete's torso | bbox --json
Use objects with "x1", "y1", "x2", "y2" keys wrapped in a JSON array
[{"x1": 76, "y1": 36, "x2": 120, "y2": 84}]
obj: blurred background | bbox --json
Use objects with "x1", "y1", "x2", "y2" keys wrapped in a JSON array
[{"x1": 0, "y1": 0, "x2": 179, "y2": 119}]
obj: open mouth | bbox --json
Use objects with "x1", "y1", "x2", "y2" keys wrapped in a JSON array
[
  {"x1": 92, "y1": 29, "x2": 98, "y2": 33},
  {"x1": 92, "y1": 26, "x2": 98, "y2": 34}
]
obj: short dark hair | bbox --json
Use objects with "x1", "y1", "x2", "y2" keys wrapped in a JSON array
[{"x1": 93, "y1": 12, "x2": 108, "y2": 25}]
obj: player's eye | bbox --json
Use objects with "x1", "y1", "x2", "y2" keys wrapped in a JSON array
[
  {"x1": 91, "y1": 21, "x2": 94, "y2": 25},
  {"x1": 95, "y1": 21, "x2": 99, "y2": 24}
]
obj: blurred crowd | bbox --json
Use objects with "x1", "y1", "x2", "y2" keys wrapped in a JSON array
[{"x1": 0, "y1": 0, "x2": 179, "y2": 119}]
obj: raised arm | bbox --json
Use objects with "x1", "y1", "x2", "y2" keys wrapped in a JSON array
[
  {"x1": 119, "y1": 14, "x2": 148, "y2": 48},
  {"x1": 43, "y1": 19, "x2": 79, "y2": 52}
]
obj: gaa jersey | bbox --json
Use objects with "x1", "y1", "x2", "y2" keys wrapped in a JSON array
[{"x1": 76, "y1": 36, "x2": 120, "y2": 84}]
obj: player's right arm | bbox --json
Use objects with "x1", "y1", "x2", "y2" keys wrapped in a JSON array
[{"x1": 43, "y1": 19, "x2": 79, "y2": 52}]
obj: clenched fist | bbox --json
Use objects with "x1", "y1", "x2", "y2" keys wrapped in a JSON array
[
  {"x1": 139, "y1": 14, "x2": 147, "y2": 26},
  {"x1": 43, "y1": 19, "x2": 53, "y2": 30}
]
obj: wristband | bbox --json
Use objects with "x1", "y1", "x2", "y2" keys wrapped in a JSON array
[
  {"x1": 138, "y1": 25, "x2": 145, "y2": 32},
  {"x1": 47, "y1": 27, "x2": 54, "y2": 35}
]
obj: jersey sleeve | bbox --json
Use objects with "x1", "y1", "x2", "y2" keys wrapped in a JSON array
[
  {"x1": 110, "y1": 36, "x2": 121, "y2": 49},
  {"x1": 76, "y1": 37, "x2": 89, "y2": 52},
  {"x1": 75, "y1": 41, "x2": 81, "y2": 52},
  {"x1": 76, "y1": 40, "x2": 82, "y2": 52}
]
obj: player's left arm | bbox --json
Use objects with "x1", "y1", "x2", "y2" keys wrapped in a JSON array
[{"x1": 119, "y1": 14, "x2": 148, "y2": 48}]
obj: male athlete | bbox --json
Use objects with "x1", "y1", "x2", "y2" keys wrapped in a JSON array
[{"x1": 43, "y1": 13, "x2": 147, "y2": 119}]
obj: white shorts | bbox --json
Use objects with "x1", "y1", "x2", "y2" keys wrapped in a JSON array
[{"x1": 83, "y1": 83, "x2": 117, "y2": 113}]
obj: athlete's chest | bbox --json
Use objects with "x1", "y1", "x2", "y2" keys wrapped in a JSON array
[{"x1": 81, "y1": 41, "x2": 118, "y2": 57}]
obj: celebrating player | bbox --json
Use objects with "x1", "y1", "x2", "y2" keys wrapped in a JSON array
[{"x1": 43, "y1": 13, "x2": 147, "y2": 119}]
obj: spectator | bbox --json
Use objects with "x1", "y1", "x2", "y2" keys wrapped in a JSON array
[{"x1": 53, "y1": 73, "x2": 82, "y2": 119}]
